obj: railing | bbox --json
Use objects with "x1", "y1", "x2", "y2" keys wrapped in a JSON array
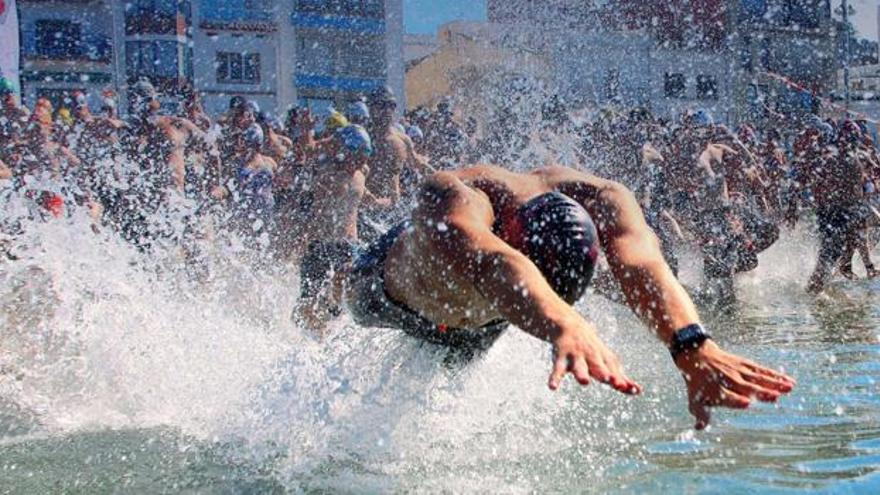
[
  {"x1": 125, "y1": 11, "x2": 181, "y2": 35},
  {"x1": 200, "y1": 0, "x2": 273, "y2": 23},
  {"x1": 21, "y1": 30, "x2": 113, "y2": 63}
]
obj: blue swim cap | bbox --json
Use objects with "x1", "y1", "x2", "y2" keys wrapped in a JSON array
[
  {"x1": 518, "y1": 192, "x2": 599, "y2": 304},
  {"x1": 347, "y1": 101, "x2": 371, "y2": 123},
  {"x1": 406, "y1": 124, "x2": 424, "y2": 142},
  {"x1": 336, "y1": 124, "x2": 373, "y2": 157},
  {"x1": 244, "y1": 123, "x2": 264, "y2": 147},
  {"x1": 0, "y1": 77, "x2": 16, "y2": 95},
  {"x1": 692, "y1": 109, "x2": 714, "y2": 126}
]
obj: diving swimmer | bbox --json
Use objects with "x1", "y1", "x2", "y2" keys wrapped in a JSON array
[{"x1": 311, "y1": 164, "x2": 796, "y2": 429}]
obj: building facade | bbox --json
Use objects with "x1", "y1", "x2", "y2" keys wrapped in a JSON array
[
  {"x1": 18, "y1": 0, "x2": 405, "y2": 117},
  {"x1": 19, "y1": 0, "x2": 118, "y2": 111},
  {"x1": 482, "y1": 0, "x2": 836, "y2": 125}
]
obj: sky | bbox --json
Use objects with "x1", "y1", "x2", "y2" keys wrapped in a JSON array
[
  {"x1": 852, "y1": 0, "x2": 880, "y2": 41},
  {"x1": 403, "y1": 0, "x2": 487, "y2": 34},
  {"x1": 405, "y1": 0, "x2": 880, "y2": 40}
]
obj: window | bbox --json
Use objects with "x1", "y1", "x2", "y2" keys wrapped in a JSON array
[
  {"x1": 295, "y1": 0, "x2": 383, "y2": 18},
  {"x1": 126, "y1": 40, "x2": 182, "y2": 80},
  {"x1": 697, "y1": 75, "x2": 719, "y2": 100},
  {"x1": 740, "y1": 34, "x2": 753, "y2": 71},
  {"x1": 35, "y1": 20, "x2": 82, "y2": 59},
  {"x1": 216, "y1": 52, "x2": 261, "y2": 83},
  {"x1": 200, "y1": 0, "x2": 272, "y2": 23},
  {"x1": 296, "y1": 35, "x2": 335, "y2": 74},
  {"x1": 339, "y1": 36, "x2": 385, "y2": 77},
  {"x1": 664, "y1": 73, "x2": 686, "y2": 98},
  {"x1": 604, "y1": 69, "x2": 620, "y2": 100},
  {"x1": 125, "y1": 0, "x2": 181, "y2": 35}
]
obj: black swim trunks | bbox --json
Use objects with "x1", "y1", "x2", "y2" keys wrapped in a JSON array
[
  {"x1": 816, "y1": 204, "x2": 861, "y2": 267},
  {"x1": 300, "y1": 239, "x2": 359, "y2": 315},
  {"x1": 346, "y1": 222, "x2": 508, "y2": 351}
]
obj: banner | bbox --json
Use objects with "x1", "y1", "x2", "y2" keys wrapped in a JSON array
[{"x1": 0, "y1": 0, "x2": 20, "y2": 94}]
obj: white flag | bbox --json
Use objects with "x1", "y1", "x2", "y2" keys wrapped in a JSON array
[{"x1": 0, "y1": 0, "x2": 20, "y2": 94}]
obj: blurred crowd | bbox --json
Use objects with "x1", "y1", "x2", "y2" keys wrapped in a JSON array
[{"x1": 1, "y1": 73, "x2": 878, "y2": 293}]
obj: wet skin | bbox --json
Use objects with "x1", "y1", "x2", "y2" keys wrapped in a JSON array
[{"x1": 381, "y1": 165, "x2": 795, "y2": 428}]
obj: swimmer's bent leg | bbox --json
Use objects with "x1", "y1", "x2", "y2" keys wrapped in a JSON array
[{"x1": 295, "y1": 240, "x2": 358, "y2": 330}]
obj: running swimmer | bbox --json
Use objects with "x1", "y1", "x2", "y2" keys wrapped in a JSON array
[
  {"x1": 231, "y1": 124, "x2": 277, "y2": 241},
  {"x1": 295, "y1": 124, "x2": 391, "y2": 331},
  {"x1": 364, "y1": 87, "x2": 431, "y2": 221},
  {"x1": 316, "y1": 164, "x2": 795, "y2": 429}
]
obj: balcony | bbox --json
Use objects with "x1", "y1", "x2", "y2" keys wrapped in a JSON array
[
  {"x1": 21, "y1": 28, "x2": 112, "y2": 63},
  {"x1": 199, "y1": 0, "x2": 276, "y2": 32},
  {"x1": 295, "y1": 0, "x2": 384, "y2": 20}
]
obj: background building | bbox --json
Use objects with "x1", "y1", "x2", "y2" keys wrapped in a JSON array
[
  {"x1": 477, "y1": 0, "x2": 836, "y2": 125},
  {"x1": 19, "y1": 0, "x2": 118, "y2": 111},
  {"x1": 18, "y1": 0, "x2": 405, "y2": 117}
]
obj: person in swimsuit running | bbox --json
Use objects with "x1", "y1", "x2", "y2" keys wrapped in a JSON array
[
  {"x1": 342, "y1": 165, "x2": 795, "y2": 429},
  {"x1": 295, "y1": 124, "x2": 390, "y2": 333}
]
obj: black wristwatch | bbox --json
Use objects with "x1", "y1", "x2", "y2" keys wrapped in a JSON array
[{"x1": 669, "y1": 324, "x2": 712, "y2": 360}]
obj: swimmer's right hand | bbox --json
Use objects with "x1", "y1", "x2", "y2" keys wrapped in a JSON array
[{"x1": 548, "y1": 326, "x2": 642, "y2": 395}]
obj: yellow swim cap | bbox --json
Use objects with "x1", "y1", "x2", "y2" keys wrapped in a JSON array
[
  {"x1": 57, "y1": 107, "x2": 73, "y2": 126},
  {"x1": 324, "y1": 110, "x2": 349, "y2": 133}
]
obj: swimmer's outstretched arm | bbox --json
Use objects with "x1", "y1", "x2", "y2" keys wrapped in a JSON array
[
  {"x1": 555, "y1": 168, "x2": 796, "y2": 429},
  {"x1": 414, "y1": 172, "x2": 641, "y2": 395}
]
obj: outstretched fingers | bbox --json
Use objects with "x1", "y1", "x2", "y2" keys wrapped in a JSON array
[
  {"x1": 548, "y1": 352, "x2": 641, "y2": 394},
  {"x1": 548, "y1": 355, "x2": 568, "y2": 391},
  {"x1": 571, "y1": 356, "x2": 592, "y2": 385},
  {"x1": 689, "y1": 387, "x2": 750, "y2": 430},
  {"x1": 688, "y1": 399, "x2": 711, "y2": 430},
  {"x1": 604, "y1": 356, "x2": 642, "y2": 395},
  {"x1": 725, "y1": 375, "x2": 781, "y2": 402},
  {"x1": 743, "y1": 361, "x2": 796, "y2": 390}
]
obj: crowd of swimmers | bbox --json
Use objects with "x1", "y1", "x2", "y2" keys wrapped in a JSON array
[{"x1": 1, "y1": 75, "x2": 878, "y2": 301}]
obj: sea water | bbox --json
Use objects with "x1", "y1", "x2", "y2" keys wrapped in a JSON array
[{"x1": 1, "y1": 190, "x2": 879, "y2": 494}]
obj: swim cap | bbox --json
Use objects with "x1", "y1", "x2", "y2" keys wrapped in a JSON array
[
  {"x1": 244, "y1": 123, "x2": 264, "y2": 147},
  {"x1": 229, "y1": 95, "x2": 246, "y2": 111},
  {"x1": 517, "y1": 192, "x2": 599, "y2": 304},
  {"x1": 692, "y1": 109, "x2": 714, "y2": 127},
  {"x1": 242, "y1": 124, "x2": 264, "y2": 151},
  {"x1": 406, "y1": 124, "x2": 424, "y2": 142},
  {"x1": 131, "y1": 78, "x2": 158, "y2": 99},
  {"x1": 336, "y1": 124, "x2": 373, "y2": 157},
  {"x1": 347, "y1": 101, "x2": 371, "y2": 123},
  {"x1": 0, "y1": 77, "x2": 16, "y2": 95},
  {"x1": 57, "y1": 107, "x2": 73, "y2": 126},
  {"x1": 73, "y1": 91, "x2": 88, "y2": 108},
  {"x1": 368, "y1": 85, "x2": 397, "y2": 108},
  {"x1": 324, "y1": 110, "x2": 350, "y2": 134}
]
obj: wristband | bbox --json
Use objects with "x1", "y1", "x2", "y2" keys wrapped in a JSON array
[{"x1": 669, "y1": 323, "x2": 711, "y2": 360}]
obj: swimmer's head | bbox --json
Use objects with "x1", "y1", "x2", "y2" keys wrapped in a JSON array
[
  {"x1": 514, "y1": 192, "x2": 599, "y2": 304},
  {"x1": 406, "y1": 124, "x2": 424, "y2": 143},
  {"x1": 691, "y1": 109, "x2": 714, "y2": 127},
  {"x1": 0, "y1": 77, "x2": 15, "y2": 96},
  {"x1": 368, "y1": 86, "x2": 397, "y2": 124},
  {"x1": 346, "y1": 100, "x2": 371, "y2": 125},
  {"x1": 131, "y1": 78, "x2": 160, "y2": 114},
  {"x1": 335, "y1": 124, "x2": 373, "y2": 158},
  {"x1": 323, "y1": 110, "x2": 350, "y2": 136},
  {"x1": 243, "y1": 123, "x2": 264, "y2": 148}
]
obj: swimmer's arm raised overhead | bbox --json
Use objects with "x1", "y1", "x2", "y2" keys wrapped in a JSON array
[
  {"x1": 556, "y1": 169, "x2": 795, "y2": 429},
  {"x1": 413, "y1": 172, "x2": 641, "y2": 395}
]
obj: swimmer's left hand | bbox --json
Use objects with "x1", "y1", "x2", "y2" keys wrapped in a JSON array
[{"x1": 675, "y1": 340, "x2": 796, "y2": 430}]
